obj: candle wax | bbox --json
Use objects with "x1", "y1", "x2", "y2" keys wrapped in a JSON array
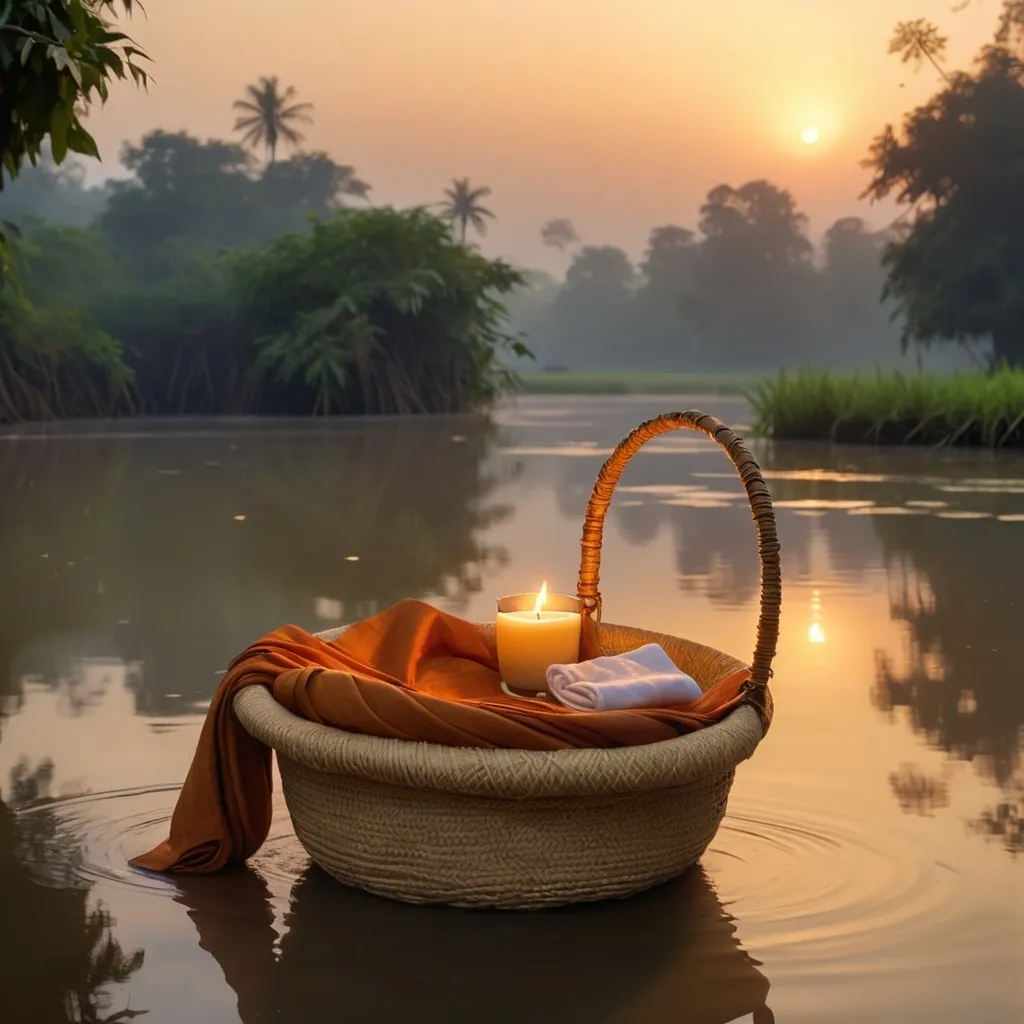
[{"x1": 496, "y1": 609, "x2": 582, "y2": 694}]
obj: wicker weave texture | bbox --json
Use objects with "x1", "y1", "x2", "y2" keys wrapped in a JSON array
[{"x1": 279, "y1": 753, "x2": 735, "y2": 908}]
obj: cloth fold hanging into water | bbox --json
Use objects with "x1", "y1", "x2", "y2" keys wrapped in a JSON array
[
  {"x1": 547, "y1": 643, "x2": 705, "y2": 712},
  {"x1": 130, "y1": 599, "x2": 751, "y2": 875}
]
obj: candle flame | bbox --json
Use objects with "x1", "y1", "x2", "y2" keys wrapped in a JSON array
[{"x1": 533, "y1": 581, "x2": 548, "y2": 616}]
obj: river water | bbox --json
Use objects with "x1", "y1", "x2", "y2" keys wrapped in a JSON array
[{"x1": 1, "y1": 394, "x2": 1021, "y2": 1024}]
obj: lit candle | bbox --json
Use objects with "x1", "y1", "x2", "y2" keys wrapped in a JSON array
[{"x1": 496, "y1": 582, "x2": 582, "y2": 694}]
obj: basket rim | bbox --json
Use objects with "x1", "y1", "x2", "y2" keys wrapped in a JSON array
[{"x1": 232, "y1": 621, "x2": 767, "y2": 799}]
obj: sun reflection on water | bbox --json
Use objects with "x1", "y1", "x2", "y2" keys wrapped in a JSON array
[{"x1": 808, "y1": 588, "x2": 826, "y2": 644}]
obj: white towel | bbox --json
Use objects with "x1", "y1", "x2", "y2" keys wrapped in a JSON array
[{"x1": 545, "y1": 643, "x2": 704, "y2": 712}]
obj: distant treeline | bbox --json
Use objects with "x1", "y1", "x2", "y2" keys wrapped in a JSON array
[
  {"x1": 510, "y1": 21, "x2": 1024, "y2": 377},
  {"x1": 0, "y1": 132, "x2": 525, "y2": 423},
  {"x1": 506, "y1": 186, "x2": 976, "y2": 374}
]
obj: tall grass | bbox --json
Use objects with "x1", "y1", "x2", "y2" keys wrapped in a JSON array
[{"x1": 748, "y1": 368, "x2": 1024, "y2": 448}]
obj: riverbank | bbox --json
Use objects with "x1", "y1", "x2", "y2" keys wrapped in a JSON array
[
  {"x1": 516, "y1": 371, "x2": 758, "y2": 395},
  {"x1": 749, "y1": 368, "x2": 1024, "y2": 448}
]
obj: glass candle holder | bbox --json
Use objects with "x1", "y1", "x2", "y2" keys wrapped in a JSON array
[{"x1": 496, "y1": 591, "x2": 582, "y2": 694}]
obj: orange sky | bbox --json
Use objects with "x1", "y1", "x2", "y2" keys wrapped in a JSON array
[{"x1": 87, "y1": 0, "x2": 997, "y2": 272}]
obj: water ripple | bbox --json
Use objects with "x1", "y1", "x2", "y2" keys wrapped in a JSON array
[
  {"x1": 13, "y1": 785, "x2": 307, "y2": 896},
  {"x1": 12, "y1": 784, "x2": 962, "y2": 971},
  {"x1": 704, "y1": 795, "x2": 963, "y2": 970}
]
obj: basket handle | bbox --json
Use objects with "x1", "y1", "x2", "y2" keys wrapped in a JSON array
[{"x1": 576, "y1": 411, "x2": 781, "y2": 689}]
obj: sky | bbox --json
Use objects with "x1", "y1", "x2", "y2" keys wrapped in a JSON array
[{"x1": 86, "y1": 0, "x2": 999, "y2": 273}]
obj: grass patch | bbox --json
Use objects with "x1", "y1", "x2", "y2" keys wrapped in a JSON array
[
  {"x1": 516, "y1": 371, "x2": 760, "y2": 396},
  {"x1": 748, "y1": 368, "x2": 1024, "y2": 448}
]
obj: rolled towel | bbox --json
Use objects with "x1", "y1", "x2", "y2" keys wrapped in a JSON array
[{"x1": 546, "y1": 643, "x2": 704, "y2": 712}]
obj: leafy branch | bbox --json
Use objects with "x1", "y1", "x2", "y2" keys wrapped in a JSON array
[{"x1": 0, "y1": 0, "x2": 151, "y2": 188}]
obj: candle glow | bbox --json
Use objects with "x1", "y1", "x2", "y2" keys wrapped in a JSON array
[{"x1": 496, "y1": 585, "x2": 582, "y2": 694}]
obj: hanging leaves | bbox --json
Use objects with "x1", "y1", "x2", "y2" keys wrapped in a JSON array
[{"x1": 0, "y1": 0, "x2": 151, "y2": 191}]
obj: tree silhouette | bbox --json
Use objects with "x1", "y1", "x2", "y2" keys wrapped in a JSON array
[
  {"x1": 969, "y1": 789, "x2": 1022, "y2": 857},
  {"x1": 863, "y1": 46, "x2": 1024, "y2": 366},
  {"x1": 995, "y1": 0, "x2": 1024, "y2": 49},
  {"x1": 681, "y1": 180, "x2": 818, "y2": 366},
  {"x1": 697, "y1": 181, "x2": 813, "y2": 264},
  {"x1": 564, "y1": 245, "x2": 635, "y2": 290},
  {"x1": 90, "y1": 131, "x2": 374, "y2": 280},
  {"x1": 540, "y1": 218, "x2": 579, "y2": 253},
  {"x1": 232, "y1": 77, "x2": 313, "y2": 164},
  {"x1": 438, "y1": 178, "x2": 495, "y2": 243},
  {"x1": 888, "y1": 762, "x2": 950, "y2": 816},
  {"x1": 260, "y1": 152, "x2": 370, "y2": 210},
  {"x1": 869, "y1": 510, "x2": 1023, "y2": 857},
  {"x1": 639, "y1": 225, "x2": 698, "y2": 309},
  {"x1": 819, "y1": 217, "x2": 907, "y2": 364},
  {"x1": 889, "y1": 19, "x2": 951, "y2": 82}
]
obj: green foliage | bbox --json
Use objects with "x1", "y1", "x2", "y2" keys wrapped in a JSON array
[
  {"x1": 749, "y1": 367, "x2": 1024, "y2": 447},
  {"x1": 0, "y1": 0, "x2": 149, "y2": 187},
  {"x1": 866, "y1": 16, "x2": 1024, "y2": 365},
  {"x1": 233, "y1": 207, "x2": 528, "y2": 414},
  {"x1": 95, "y1": 250, "x2": 245, "y2": 414},
  {"x1": 13, "y1": 218, "x2": 119, "y2": 310},
  {"x1": 0, "y1": 233, "x2": 132, "y2": 422},
  {"x1": 4, "y1": 201, "x2": 528, "y2": 420}
]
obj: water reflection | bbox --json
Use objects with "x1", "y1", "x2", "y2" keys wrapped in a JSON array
[
  {"x1": 173, "y1": 865, "x2": 774, "y2": 1024},
  {"x1": 869, "y1": 513, "x2": 1023, "y2": 818},
  {"x1": 552, "y1": 455, "x2": 790, "y2": 608},
  {"x1": 970, "y1": 794, "x2": 1022, "y2": 857},
  {"x1": 760, "y1": 446, "x2": 1024, "y2": 859},
  {"x1": 0, "y1": 417, "x2": 511, "y2": 719},
  {"x1": 544, "y1": 428, "x2": 1024, "y2": 858},
  {"x1": 1, "y1": 760, "x2": 146, "y2": 1022},
  {"x1": 888, "y1": 763, "x2": 951, "y2": 817},
  {"x1": 2, "y1": 398, "x2": 1023, "y2": 1022}
]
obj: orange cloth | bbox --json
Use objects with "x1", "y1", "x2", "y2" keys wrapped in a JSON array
[{"x1": 131, "y1": 599, "x2": 751, "y2": 874}]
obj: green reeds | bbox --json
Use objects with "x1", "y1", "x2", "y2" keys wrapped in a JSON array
[{"x1": 748, "y1": 367, "x2": 1024, "y2": 448}]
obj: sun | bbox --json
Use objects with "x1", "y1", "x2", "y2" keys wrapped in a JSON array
[{"x1": 801, "y1": 126, "x2": 821, "y2": 146}]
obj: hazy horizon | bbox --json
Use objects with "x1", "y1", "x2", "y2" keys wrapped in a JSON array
[{"x1": 72, "y1": 1, "x2": 997, "y2": 272}]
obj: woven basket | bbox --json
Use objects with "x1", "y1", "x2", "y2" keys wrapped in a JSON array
[{"x1": 234, "y1": 411, "x2": 780, "y2": 909}]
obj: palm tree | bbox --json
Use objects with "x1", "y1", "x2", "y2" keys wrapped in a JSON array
[
  {"x1": 232, "y1": 76, "x2": 314, "y2": 164},
  {"x1": 888, "y1": 19, "x2": 951, "y2": 83},
  {"x1": 438, "y1": 178, "x2": 495, "y2": 243}
]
